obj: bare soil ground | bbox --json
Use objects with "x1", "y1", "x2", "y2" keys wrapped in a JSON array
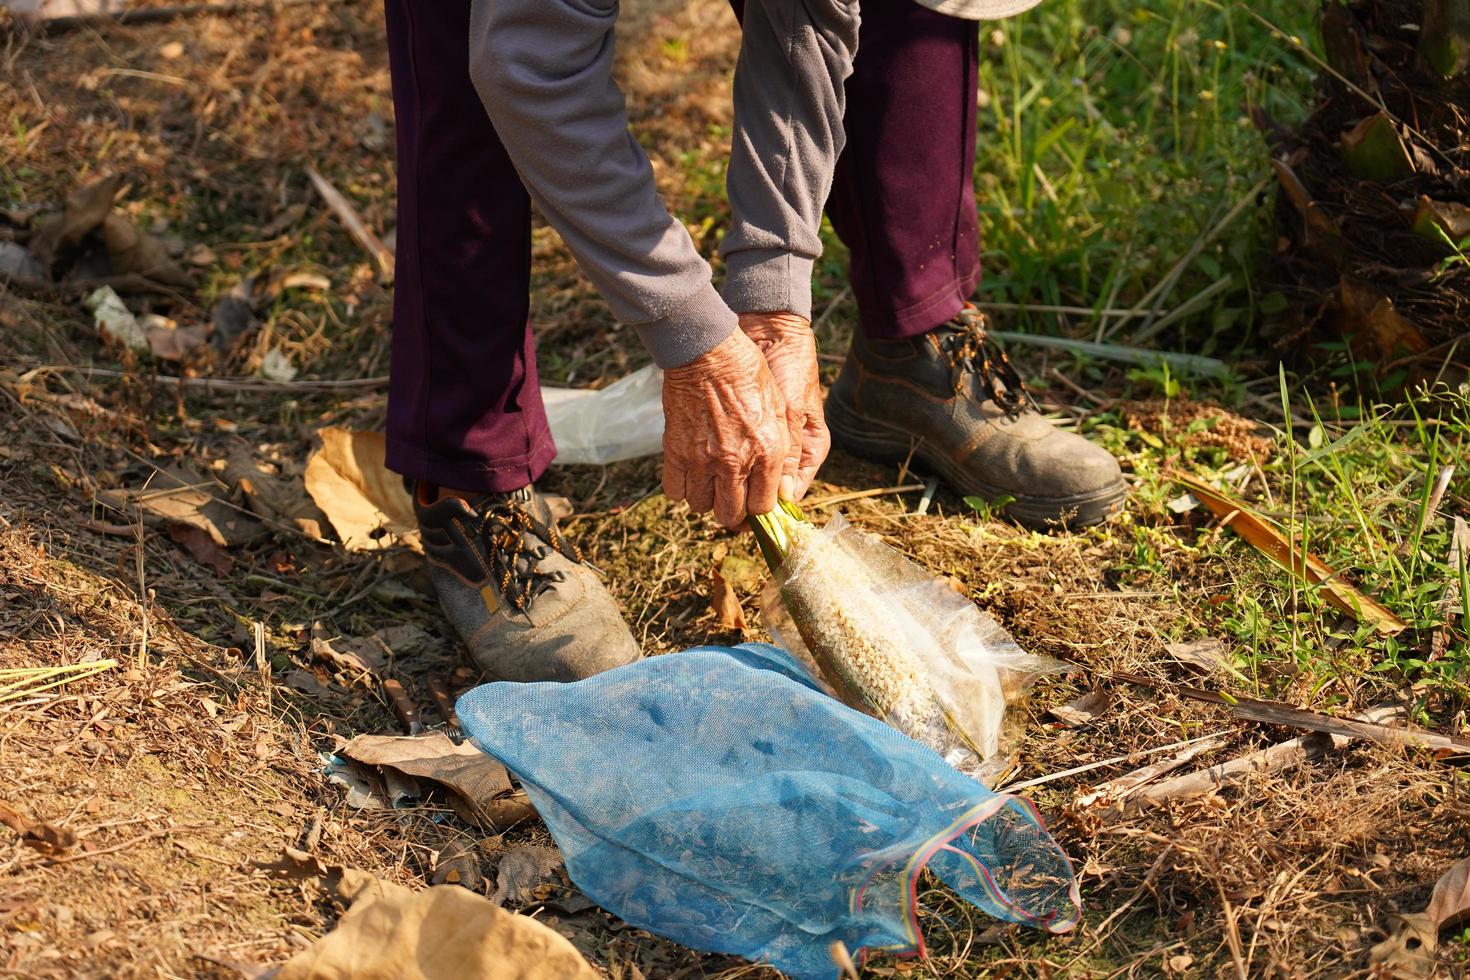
[{"x1": 2, "y1": 1, "x2": 1468, "y2": 978}]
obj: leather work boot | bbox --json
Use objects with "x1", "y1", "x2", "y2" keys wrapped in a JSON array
[
  {"x1": 414, "y1": 483, "x2": 641, "y2": 681},
  {"x1": 826, "y1": 307, "x2": 1126, "y2": 528}
]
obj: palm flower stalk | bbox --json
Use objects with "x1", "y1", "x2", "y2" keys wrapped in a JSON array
[{"x1": 751, "y1": 504, "x2": 978, "y2": 763}]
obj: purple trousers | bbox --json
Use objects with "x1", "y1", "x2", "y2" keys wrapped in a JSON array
[{"x1": 384, "y1": 0, "x2": 981, "y2": 492}]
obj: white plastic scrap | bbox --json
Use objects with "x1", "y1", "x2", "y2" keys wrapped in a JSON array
[
  {"x1": 543, "y1": 363, "x2": 665, "y2": 465},
  {"x1": 83, "y1": 286, "x2": 149, "y2": 354}
]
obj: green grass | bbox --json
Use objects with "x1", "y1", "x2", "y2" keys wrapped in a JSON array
[
  {"x1": 965, "y1": 0, "x2": 1319, "y2": 360},
  {"x1": 1087, "y1": 380, "x2": 1470, "y2": 710}
]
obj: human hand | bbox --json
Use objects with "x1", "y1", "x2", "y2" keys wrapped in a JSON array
[
  {"x1": 662, "y1": 329, "x2": 790, "y2": 529},
  {"x1": 738, "y1": 312, "x2": 829, "y2": 501}
]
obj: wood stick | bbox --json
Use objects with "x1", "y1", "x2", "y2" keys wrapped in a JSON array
[
  {"x1": 305, "y1": 166, "x2": 395, "y2": 282},
  {"x1": 1001, "y1": 731, "x2": 1229, "y2": 792},
  {"x1": 27, "y1": 364, "x2": 389, "y2": 393},
  {"x1": 1074, "y1": 733, "x2": 1231, "y2": 807},
  {"x1": 1112, "y1": 672, "x2": 1470, "y2": 754},
  {"x1": 1136, "y1": 704, "x2": 1409, "y2": 803},
  {"x1": 14, "y1": 0, "x2": 323, "y2": 33}
]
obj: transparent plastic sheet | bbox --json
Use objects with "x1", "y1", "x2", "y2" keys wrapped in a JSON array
[
  {"x1": 761, "y1": 512, "x2": 1066, "y2": 783},
  {"x1": 456, "y1": 644, "x2": 1081, "y2": 980},
  {"x1": 542, "y1": 364, "x2": 664, "y2": 465}
]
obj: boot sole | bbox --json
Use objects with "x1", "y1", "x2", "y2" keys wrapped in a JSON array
[{"x1": 825, "y1": 393, "x2": 1125, "y2": 530}]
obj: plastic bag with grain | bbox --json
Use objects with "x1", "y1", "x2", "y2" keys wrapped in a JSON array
[{"x1": 754, "y1": 503, "x2": 1064, "y2": 782}]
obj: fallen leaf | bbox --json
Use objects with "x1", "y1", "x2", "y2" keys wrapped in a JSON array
[
  {"x1": 1321, "y1": 278, "x2": 1430, "y2": 366},
  {"x1": 1369, "y1": 912, "x2": 1438, "y2": 976},
  {"x1": 431, "y1": 839, "x2": 483, "y2": 890},
  {"x1": 304, "y1": 428, "x2": 418, "y2": 551},
  {"x1": 221, "y1": 446, "x2": 329, "y2": 540},
  {"x1": 99, "y1": 213, "x2": 192, "y2": 286},
  {"x1": 339, "y1": 732, "x2": 513, "y2": 823},
  {"x1": 0, "y1": 800, "x2": 77, "y2": 854},
  {"x1": 285, "y1": 670, "x2": 337, "y2": 701},
  {"x1": 710, "y1": 568, "x2": 747, "y2": 632},
  {"x1": 375, "y1": 623, "x2": 431, "y2": 656},
  {"x1": 100, "y1": 462, "x2": 265, "y2": 548},
  {"x1": 310, "y1": 624, "x2": 386, "y2": 676},
  {"x1": 322, "y1": 756, "x2": 388, "y2": 809},
  {"x1": 29, "y1": 174, "x2": 123, "y2": 273},
  {"x1": 141, "y1": 315, "x2": 209, "y2": 362},
  {"x1": 274, "y1": 863, "x2": 596, "y2": 980},
  {"x1": 165, "y1": 522, "x2": 234, "y2": 576},
  {"x1": 1164, "y1": 638, "x2": 1244, "y2": 680},
  {"x1": 1048, "y1": 688, "x2": 1110, "y2": 727},
  {"x1": 1427, "y1": 857, "x2": 1470, "y2": 931},
  {"x1": 1170, "y1": 471, "x2": 1408, "y2": 635},
  {"x1": 1412, "y1": 196, "x2": 1470, "y2": 244},
  {"x1": 491, "y1": 845, "x2": 563, "y2": 908}
]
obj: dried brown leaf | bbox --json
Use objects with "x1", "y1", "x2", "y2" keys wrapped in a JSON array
[
  {"x1": 1427, "y1": 857, "x2": 1470, "y2": 930},
  {"x1": 100, "y1": 462, "x2": 265, "y2": 548},
  {"x1": 710, "y1": 568, "x2": 748, "y2": 633},
  {"x1": 339, "y1": 732, "x2": 513, "y2": 822},
  {"x1": 0, "y1": 800, "x2": 77, "y2": 854},
  {"x1": 1170, "y1": 471, "x2": 1408, "y2": 635},
  {"x1": 304, "y1": 428, "x2": 418, "y2": 551},
  {"x1": 275, "y1": 863, "x2": 595, "y2": 980},
  {"x1": 310, "y1": 623, "x2": 386, "y2": 676},
  {"x1": 490, "y1": 845, "x2": 563, "y2": 908},
  {"x1": 1412, "y1": 196, "x2": 1470, "y2": 243},
  {"x1": 142, "y1": 317, "x2": 209, "y2": 362},
  {"x1": 165, "y1": 522, "x2": 233, "y2": 576},
  {"x1": 1368, "y1": 912, "x2": 1438, "y2": 976},
  {"x1": 28, "y1": 174, "x2": 122, "y2": 272},
  {"x1": 99, "y1": 213, "x2": 192, "y2": 287},
  {"x1": 1048, "y1": 688, "x2": 1110, "y2": 727}
]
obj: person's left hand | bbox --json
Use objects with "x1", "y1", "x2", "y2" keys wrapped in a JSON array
[{"x1": 738, "y1": 312, "x2": 830, "y2": 502}]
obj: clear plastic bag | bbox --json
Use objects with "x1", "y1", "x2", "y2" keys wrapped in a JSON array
[
  {"x1": 543, "y1": 364, "x2": 664, "y2": 465},
  {"x1": 761, "y1": 512, "x2": 1065, "y2": 782}
]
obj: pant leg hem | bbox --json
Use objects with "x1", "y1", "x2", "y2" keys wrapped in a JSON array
[
  {"x1": 858, "y1": 265, "x2": 980, "y2": 339},
  {"x1": 386, "y1": 436, "x2": 559, "y2": 494}
]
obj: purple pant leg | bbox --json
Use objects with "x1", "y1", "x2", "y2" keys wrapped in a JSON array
[
  {"x1": 383, "y1": 0, "x2": 556, "y2": 493},
  {"x1": 826, "y1": 0, "x2": 982, "y2": 339}
]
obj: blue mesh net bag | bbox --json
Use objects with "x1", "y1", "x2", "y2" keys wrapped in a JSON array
[{"x1": 457, "y1": 643, "x2": 1081, "y2": 979}]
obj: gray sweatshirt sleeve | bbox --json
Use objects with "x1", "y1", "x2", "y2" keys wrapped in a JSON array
[
  {"x1": 467, "y1": 0, "x2": 857, "y2": 366},
  {"x1": 467, "y1": 0, "x2": 734, "y2": 369},
  {"x1": 720, "y1": 0, "x2": 861, "y2": 321}
]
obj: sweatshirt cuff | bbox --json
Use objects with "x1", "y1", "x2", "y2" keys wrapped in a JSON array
[
  {"x1": 633, "y1": 280, "x2": 739, "y2": 369},
  {"x1": 721, "y1": 248, "x2": 814, "y2": 321}
]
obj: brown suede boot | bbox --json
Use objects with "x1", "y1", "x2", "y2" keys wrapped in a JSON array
[
  {"x1": 414, "y1": 483, "x2": 641, "y2": 681},
  {"x1": 825, "y1": 307, "x2": 1125, "y2": 528}
]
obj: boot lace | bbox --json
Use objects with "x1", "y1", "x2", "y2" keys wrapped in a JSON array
[
  {"x1": 475, "y1": 492, "x2": 582, "y2": 612},
  {"x1": 939, "y1": 306, "x2": 1036, "y2": 415}
]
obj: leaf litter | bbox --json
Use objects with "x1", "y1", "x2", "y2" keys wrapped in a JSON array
[{"x1": 0, "y1": 1, "x2": 1467, "y2": 977}]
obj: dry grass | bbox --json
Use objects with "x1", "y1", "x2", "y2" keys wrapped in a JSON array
[{"x1": 2, "y1": 0, "x2": 1469, "y2": 978}]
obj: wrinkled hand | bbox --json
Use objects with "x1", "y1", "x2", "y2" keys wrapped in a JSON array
[
  {"x1": 738, "y1": 312, "x2": 829, "y2": 501},
  {"x1": 663, "y1": 329, "x2": 790, "y2": 529}
]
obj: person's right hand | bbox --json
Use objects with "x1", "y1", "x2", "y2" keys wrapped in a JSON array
[{"x1": 662, "y1": 329, "x2": 790, "y2": 530}]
